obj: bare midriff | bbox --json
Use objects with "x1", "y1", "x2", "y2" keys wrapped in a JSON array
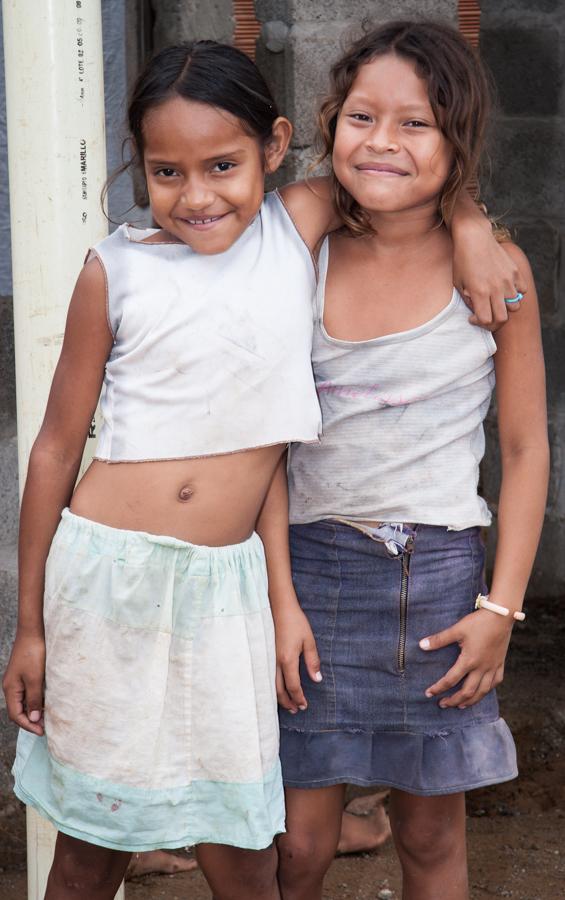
[{"x1": 70, "y1": 444, "x2": 285, "y2": 546}]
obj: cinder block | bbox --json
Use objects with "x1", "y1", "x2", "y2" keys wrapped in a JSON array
[
  {"x1": 481, "y1": 0, "x2": 563, "y2": 25},
  {"x1": 481, "y1": 26, "x2": 560, "y2": 117},
  {"x1": 0, "y1": 435, "x2": 18, "y2": 545},
  {"x1": 286, "y1": 22, "x2": 347, "y2": 147},
  {"x1": 0, "y1": 708, "x2": 25, "y2": 869},
  {"x1": 0, "y1": 545, "x2": 20, "y2": 866},
  {"x1": 510, "y1": 220, "x2": 561, "y2": 323},
  {"x1": 483, "y1": 118, "x2": 565, "y2": 220},
  {"x1": 255, "y1": 1, "x2": 290, "y2": 25},
  {"x1": 0, "y1": 543, "x2": 18, "y2": 677},
  {"x1": 151, "y1": 0, "x2": 234, "y2": 49},
  {"x1": 541, "y1": 326, "x2": 565, "y2": 412},
  {"x1": 482, "y1": 403, "x2": 565, "y2": 598},
  {"x1": 258, "y1": 0, "x2": 457, "y2": 23},
  {"x1": 0, "y1": 296, "x2": 15, "y2": 431}
]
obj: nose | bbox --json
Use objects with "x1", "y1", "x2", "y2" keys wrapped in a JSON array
[
  {"x1": 366, "y1": 121, "x2": 400, "y2": 154},
  {"x1": 180, "y1": 176, "x2": 215, "y2": 210}
]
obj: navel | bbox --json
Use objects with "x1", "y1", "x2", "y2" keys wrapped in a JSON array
[{"x1": 177, "y1": 485, "x2": 194, "y2": 503}]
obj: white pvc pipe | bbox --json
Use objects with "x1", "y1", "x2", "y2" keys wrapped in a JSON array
[{"x1": 2, "y1": 0, "x2": 123, "y2": 896}]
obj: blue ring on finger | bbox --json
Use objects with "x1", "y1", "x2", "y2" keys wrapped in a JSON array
[{"x1": 504, "y1": 292, "x2": 523, "y2": 304}]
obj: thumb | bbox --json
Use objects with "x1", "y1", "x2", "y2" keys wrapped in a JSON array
[
  {"x1": 303, "y1": 637, "x2": 322, "y2": 683},
  {"x1": 419, "y1": 625, "x2": 459, "y2": 652},
  {"x1": 24, "y1": 676, "x2": 44, "y2": 722}
]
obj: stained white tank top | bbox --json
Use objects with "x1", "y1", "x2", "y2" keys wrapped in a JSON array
[
  {"x1": 90, "y1": 191, "x2": 321, "y2": 461},
  {"x1": 288, "y1": 237, "x2": 496, "y2": 530}
]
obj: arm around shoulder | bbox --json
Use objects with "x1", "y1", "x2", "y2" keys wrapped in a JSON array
[{"x1": 279, "y1": 176, "x2": 340, "y2": 253}]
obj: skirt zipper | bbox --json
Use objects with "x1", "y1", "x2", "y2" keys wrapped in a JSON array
[{"x1": 397, "y1": 547, "x2": 412, "y2": 673}]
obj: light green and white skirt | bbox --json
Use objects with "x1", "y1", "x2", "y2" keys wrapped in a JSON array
[{"x1": 13, "y1": 509, "x2": 285, "y2": 852}]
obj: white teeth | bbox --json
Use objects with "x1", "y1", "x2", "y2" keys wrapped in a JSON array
[{"x1": 187, "y1": 216, "x2": 219, "y2": 225}]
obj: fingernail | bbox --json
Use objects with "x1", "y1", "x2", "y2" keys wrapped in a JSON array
[
  {"x1": 298, "y1": 704, "x2": 307, "y2": 711},
  {"x1": 459, "y1": 705, "x2": 467, "y2": 710},
  {"x1": 314, "y1": 671, "x2": 323, "y2": 683},
  {"x1": 425, "y1": 690, "x2": 433, "y2": 699},
  {"x1": 439, "y1": 701, "x2": 447, "y2": 709},
  {"x1": 289, "y1": 709, "x2": 297, "y2": 715},
  {"x1": 29, "y1": 710, "x2": 41, "y2": 723},
  {"x1": 419, "y1": 638, "x2": 431, "y2": 650}
]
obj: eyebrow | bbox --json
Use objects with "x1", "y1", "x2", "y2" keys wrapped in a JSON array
[
  {"x1": 344, "y1": 95, "x2": 433, "y2": 113},
  {"x1": 144, "y1": 148, "x2": 248, "y2": 165}
]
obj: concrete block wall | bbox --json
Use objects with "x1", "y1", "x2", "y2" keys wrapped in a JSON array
[
  {"x1": 480, "y1": 0, "x2": 565, "y2": 595},
  {"x1": 151, "y1": 0, "x2": 234, "y2": 50}
]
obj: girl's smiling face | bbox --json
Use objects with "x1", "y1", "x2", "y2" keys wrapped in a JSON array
[
  {"x1": 142, "y1": 96, "x2": 289, "y2": 255},
  {"x1": 332, "y1": 54, "x2": 453, "y2": 221}
]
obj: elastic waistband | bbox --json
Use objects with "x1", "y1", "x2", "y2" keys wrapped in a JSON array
[{"x1": 60, "y1": 508, "x2": 263, "y2": 559}]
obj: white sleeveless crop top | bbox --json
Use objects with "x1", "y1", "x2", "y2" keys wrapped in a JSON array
[
  {"x1": 288, "y1": 237, "x2": 496, "y2": 530},
  {"x1": 90, "y1": 192, "x2": 321, "y2": 461}
]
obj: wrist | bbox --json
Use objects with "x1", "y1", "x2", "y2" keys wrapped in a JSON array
[
  {"x1": 475, "y1": 593, "x2": 525, "y2": 622},
  {"x1": 269, "y1": 591, "x2": 302, "y2": 614},
  {"x1": 15, "y1": 619, "x2": 45, "y2": 640}
]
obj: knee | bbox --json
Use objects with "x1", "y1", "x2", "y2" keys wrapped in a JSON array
[
  {"x1": 48, "y1": 853, "x2": 124, "y2": 896},
  {"x1": 392, "y1": 815, "x2": 459, "y2": 869},
  {"x1": 278, "y1": 830, "x2": 334, "y2": 885},
  {"x1": 243, "y1": 852, "x2": 278, "y2": 894}
]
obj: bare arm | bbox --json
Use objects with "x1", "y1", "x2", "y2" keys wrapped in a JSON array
[
  {"x1": 487, "y1": 244, "x2": 548, "y2": 609},
  {"x1": 278, "y1": 176, "x2": 340, "y2": 253},
  {"x1": 256, "y1": 454, "x2": 321, "y2": 714},
  {"x1": 281, "y1": 178, "x2": 527, "y2": 329},
  {"x1": 421, "y1": 245, "x2": 548, "y2": 708},
  {"x1": 2, "y1": 258, "x2": 113, "y2": 734},
  {"x1": 451, "y1": 191, "x2": 527, "y2": 328}
]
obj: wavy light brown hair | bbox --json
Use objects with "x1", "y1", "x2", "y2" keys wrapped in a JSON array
[{"x1": 316, "y1": 20, "x2": 493, "y2": 236}]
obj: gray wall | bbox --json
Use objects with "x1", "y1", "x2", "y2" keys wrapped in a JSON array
[{"x1": 480, "y1": 0, "x2": 565, "y2": 595}]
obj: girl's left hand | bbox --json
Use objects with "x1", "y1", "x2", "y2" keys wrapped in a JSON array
[
  {"x1": 419, "y1": 609, "x2": 514, "y2": 709},
  {"x1": 273, "y1": 604, "x2": 322, "y2": 714},
  {"x1": 453, "y1": 225, "x2": 527, "y2": 330}
]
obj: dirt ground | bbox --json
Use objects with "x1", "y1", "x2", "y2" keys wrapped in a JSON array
[{"x1": 1, "y1": 595, "x2": 563, "y2": 899}]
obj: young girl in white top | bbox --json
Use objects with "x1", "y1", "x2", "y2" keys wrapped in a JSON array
[
  {"x1": 2, "y1": 38, "x2": 525, "y2": 900},
  {"x1": 272, "y1": 21, "x2": 549, "y2": 900}
]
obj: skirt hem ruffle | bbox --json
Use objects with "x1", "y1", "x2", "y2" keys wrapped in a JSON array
[{"x1": 280, "y1": 716, "x2": 518, "y2": 796}]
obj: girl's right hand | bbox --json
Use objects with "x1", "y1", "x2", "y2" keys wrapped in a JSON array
[
  {"x1": 274, "y1": 605, "x2": 322, "y2": 714},
  {"x1": 2, "y1": 632, "x2": 46, "y2": 735}
]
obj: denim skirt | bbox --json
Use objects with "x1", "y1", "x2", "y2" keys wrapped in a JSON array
[{"x1": 279, "y1": 520, "x2": 517, "y2": 796}]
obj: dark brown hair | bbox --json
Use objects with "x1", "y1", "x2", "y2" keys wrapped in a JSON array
[{"x1": 316, "y1": 20, "x2": 493, "y2": 236}]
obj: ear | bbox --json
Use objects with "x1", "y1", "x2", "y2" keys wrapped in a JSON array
[{"x1": 264, "y1": 117, "x2": 293, "y2": 174}]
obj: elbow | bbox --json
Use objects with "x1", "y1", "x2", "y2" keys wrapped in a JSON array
[
  {"x1": 28, "y1": 433, "x2": 84, "y2": 476},
  {"x1": 500, "y1": 439, "x2": 550, "y2": 478}
]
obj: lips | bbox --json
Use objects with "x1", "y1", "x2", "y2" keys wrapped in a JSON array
[{"x1": 356, "y1": 163, "x2": 409, "y2": 175}]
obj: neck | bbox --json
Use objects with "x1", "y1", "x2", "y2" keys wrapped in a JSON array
[{"x1": 365, "y1": 203, "x2": 444, "y2": 251}]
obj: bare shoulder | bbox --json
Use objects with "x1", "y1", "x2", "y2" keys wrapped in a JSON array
[
  {"x1": 278, "y1": 177, "x2": 340, "y2": 250},
  {"x1": 59, "y1": 256, "x2": 114, "y2": 360},
  {"x1": 76, "y1": 254, "x2": 107, "y2": 295}
]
